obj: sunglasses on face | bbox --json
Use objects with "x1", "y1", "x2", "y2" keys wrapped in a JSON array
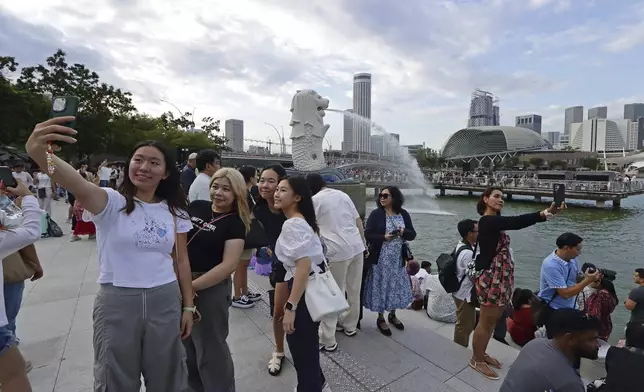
[{"x1": 378, "y1": 193, "x2": 391, "y2": 199}]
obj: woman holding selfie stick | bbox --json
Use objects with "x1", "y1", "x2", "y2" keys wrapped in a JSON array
[{"x1": 25, "y1": 116, "x2": 194, "y2": 391}]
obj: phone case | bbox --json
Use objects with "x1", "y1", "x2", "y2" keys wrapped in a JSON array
[
  {"x1": 0, "y1": 166, "x2": 18, "y2": 188},
  {"x1": 50, "y1": 96, "x2": 80, "y2": 128}
]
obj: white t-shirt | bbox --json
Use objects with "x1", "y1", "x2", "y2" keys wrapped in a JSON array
[
  {"x1": 312, "y1": 188, "x2": 364, "y2": 262},
  {"x1": 91, "y1": 188, "x2": 192, "y2": 288},
  {"x1": 35, "y1": 172, "x2": 51, "y2": 189},
  {"x1": 275, "y1": 217, "x2": 326, "y2": 281},
  {"x1": 188, "y1": 173, "x2": 212, "y2": 202},
  {"x1": 98, "y1": 167, "x2": 113, "y2": 181},
  {"x1": 453, "y1": 241, "x2": 475, "y2": 303},
  {"x1": 12, "y1": 171, "x2": 33, "y2": 188},
  {"x1": 0, "y1": 196, "x2": 41, "y2": 327}
]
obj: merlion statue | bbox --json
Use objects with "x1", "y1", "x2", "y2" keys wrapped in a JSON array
[{"x1": 289, "y1": 89, "x2": 330, "y2": 172}]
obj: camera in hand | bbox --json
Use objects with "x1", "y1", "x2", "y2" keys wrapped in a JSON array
[
  {"x1": 581, "y1": 262, "x2": 617, "y2": 282},
  {"x1": 389, "y1": 228, "x2": 402, "y2": 237}
]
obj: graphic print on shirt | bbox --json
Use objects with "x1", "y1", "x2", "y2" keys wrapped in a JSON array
[
  {"x1": 190, "y1": 216, "x2": 218, "y2": 233},
  {"x1": 133, "y1": 214, "x2": 169, "y2": 248}
]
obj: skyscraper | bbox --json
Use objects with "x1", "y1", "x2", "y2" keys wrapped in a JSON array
[
  {"x1": 352, "y1": 73, "x2": 372, "y2": 153},
  {"x1": 468, "y1": 89, "x2": 499, "y2": 127},
  {"x1": 342, "y1": 109, "x2": 354, "y2": 154},
  {"x1": 542, "y1": 131, "x2": 560, "y2": 146},
  {"x1": 624, "y1": 103, "x2": 644, "y2": 122},
  {"x1": 224, "y1": 119, "x2": 244, "y2": 152},
  {"x1": 564, "y1": 106, "x2": 583, "y2": 135},
  {"x1": 588, "y1": 106, "x2": 608, "y2": 119},
  {"x1": 515, "y1": 114, "x2": 543, "y2": 134}
]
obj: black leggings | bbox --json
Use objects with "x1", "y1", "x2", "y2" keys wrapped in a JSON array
[{"x1": 286, "y1": 280, "x2": 326, "y2": 392}]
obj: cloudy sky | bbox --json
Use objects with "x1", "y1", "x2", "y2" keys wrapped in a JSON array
[{"x1": 2, "y1": 0, "x2": 644, "y2": 151}]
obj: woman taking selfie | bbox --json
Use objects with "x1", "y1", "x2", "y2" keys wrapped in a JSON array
[
  {"x1": 184, "y1": 168, "x2": 250, "y2": 391},
  {"x1": 25, "y1": 117, "x2": 194, "y2": 391},
  {"x1": 253, "y1": 165, "x2": 289, "y2": 376},
  {"x1": 470, "y1": 187, "x2": 562, "y2": 380},
  {"x1": 273, "y1": 176, "x2": 329, "y2": 392},
  {"x1": 0, "y1": 180, "x2": 39, "y2": 392}
]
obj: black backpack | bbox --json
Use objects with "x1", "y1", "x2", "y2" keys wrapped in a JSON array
[{"x1": 437, "y1": 244, "x2": 472, "y2": 293}]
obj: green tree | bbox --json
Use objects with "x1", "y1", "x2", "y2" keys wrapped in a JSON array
[
  {"x1": 548, "y1": 160, "x2": 568, "y2": 170},
  {"x1": 415, "y1": 148, "x2": 441, "y2": 168},
  {"x1": 2, "y1": 49, "x2": 228, "y2": 158},
  {"x1": 529, "y1": 157, "x2": 545, "y2": 168},
  {"x1": 582, "y1": 157, "x2": 600, "y2": 170},
  {"x1": 0, "y1": 56, "x2": 50, "y2": 146}
]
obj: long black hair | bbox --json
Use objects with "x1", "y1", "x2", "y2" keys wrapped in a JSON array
[
  {"x1": 377, "y1": 185, "x2": 404, "y2": 213},
  {"x1": 118, "y1": 140, "x2": 188, "y2": 218},
  {"x1": 477, "y1": 186, "x2": 503, "y2": 216},
  {"x1": 256, "y1": 164, "x2": 287, "y2": 205},
  {"x1": 284, "y1": 175, "x2": 319, "y2": 234}
]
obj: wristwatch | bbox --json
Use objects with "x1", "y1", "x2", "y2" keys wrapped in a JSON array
[
  {"x1": 182, "y1": 306, "x2": 197, "y2": 313},
  {"x1": 285, "y1": 301, "x2": 298, "y2": 312}
]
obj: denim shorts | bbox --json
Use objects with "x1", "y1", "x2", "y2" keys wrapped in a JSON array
[{"x1": 0, "y1": 325, "x2": 17, "y2": 357}]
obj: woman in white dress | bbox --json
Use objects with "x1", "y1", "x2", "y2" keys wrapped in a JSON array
[{"x1": 273, "y1": 176, "x2": 330, "y2": 392}]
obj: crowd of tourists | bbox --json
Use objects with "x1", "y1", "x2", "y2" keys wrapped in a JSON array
[{"x1": 1, "y1": 115, "x2": 643, "y2": 391}]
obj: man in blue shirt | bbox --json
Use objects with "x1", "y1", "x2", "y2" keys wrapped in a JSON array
[{"x1": 538, "y1": 233, "x2": 600, "y2": 329}]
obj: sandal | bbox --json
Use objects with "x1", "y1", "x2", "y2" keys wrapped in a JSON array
[
  {"x1": 484, "y1": 354, "x2": 503, "y2": 369},
  {"x1": 377, "y1": 318, "x2": 392, "y2": 336},
  {"x1": 268, "y1": 352, "x2": 285, "y2": 376},
  {"x1": 469, "y1": 359, "x2": 499, "y2": 380}
]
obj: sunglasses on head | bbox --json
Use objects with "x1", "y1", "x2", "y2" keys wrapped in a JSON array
[{"x1": 378, "y1": 193, "x2": 391, "y2": 199}]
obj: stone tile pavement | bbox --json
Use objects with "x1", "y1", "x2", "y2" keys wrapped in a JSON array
[{"x1": 16, "y1": 200, "x2": 605, "y2": 391}]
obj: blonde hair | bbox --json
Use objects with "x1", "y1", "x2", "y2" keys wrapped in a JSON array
[{"x1": 209, "y1": 168, "x2": 251, "y2": 233}]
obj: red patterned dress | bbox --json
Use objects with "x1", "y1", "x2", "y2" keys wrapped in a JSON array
[
  {"x1": 585, "y1": 289, "x2": 617, "y2": 341},
  {"x1": 73, "y1": 200, "x2": 96, "y2": 236},
  {"x1": 476, "y1": 231, "x2": 514, "y2": 307}
]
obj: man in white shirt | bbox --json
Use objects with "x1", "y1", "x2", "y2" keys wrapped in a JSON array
[
  {"x1": 188, "y1": 150, "x2": 221, "y2": 202},
  {"x1": 453, "y1": 219, "x2": 478, "y2": 348},
  {"x1": 97, "y1": 160, "x2": 114, "y2": 188},
  {"x1": 307, "y1": 174, "x2": 367, "y2": 352}
]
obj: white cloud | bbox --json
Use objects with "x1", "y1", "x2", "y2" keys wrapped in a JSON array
[{"x1": 1, "y1": 0, "x2": 642, "y2": 152}]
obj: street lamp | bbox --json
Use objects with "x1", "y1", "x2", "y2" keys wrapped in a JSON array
[
  {"x1": 161, "y1": 100, "x2": 196, "y2": 124},
  {"x1": 264, "y1": 122, "x2": 285, "y2": 155}
]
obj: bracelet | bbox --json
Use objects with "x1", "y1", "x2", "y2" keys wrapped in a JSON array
[{"x1": 183, "y1": 306, "x2": 196, "y2": 313}]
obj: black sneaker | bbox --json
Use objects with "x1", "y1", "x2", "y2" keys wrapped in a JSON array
[
  {"x1": 232, "y1": 295, "x2": 255, "y2": 309},
  {"x1": 247, "y1": 292, "x2": 262, "y2": 302}
]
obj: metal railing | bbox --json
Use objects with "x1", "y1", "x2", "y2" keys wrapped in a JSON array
[{"x1": 434, "y1": 177, "x2": 644, "y2": 193}]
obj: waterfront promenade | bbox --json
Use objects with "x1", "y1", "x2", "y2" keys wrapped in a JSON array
[{"x1": 18, "y1": 200, "x2": 605, "y2": 391}]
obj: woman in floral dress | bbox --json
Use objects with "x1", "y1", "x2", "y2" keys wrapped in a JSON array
[
  {"x1": 470, "y1": 187, "x2": 562, "y2": 380},
  {"x1": 363, "y1": 186, "x2": 416, "y2": 336}
]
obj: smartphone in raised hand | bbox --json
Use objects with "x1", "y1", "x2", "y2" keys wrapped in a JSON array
[
  {"x1": 0, "y1": 166, "x2": 18, "y2": 188},
  {"x1": 553, "y1": 183, "x2": 566, "y2": 207},
  {"x1": 50, "y1": 96, "x2": 80, "y2": 127}
]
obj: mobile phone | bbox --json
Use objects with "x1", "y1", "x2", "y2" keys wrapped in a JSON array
[
  {"x1": 553, "y1": 183, "x2": 566, "y2": 206},
  {"x1": 0, "y1": 166, "x2": 18, "y2": 188},
  {"x1": 50, "y1": 96, "x2": 80, "y2": 128}
]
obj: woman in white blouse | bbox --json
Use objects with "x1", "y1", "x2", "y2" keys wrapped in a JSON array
[
  {"x1": 0, "y1": 180, "x2": 40, "y2": 392},
  {"x1": 25, "y1": 117, "x2": 195, "y2": 392},
  {"x1": 273, "y1": 176, "x2": 330, "y2": 392}
]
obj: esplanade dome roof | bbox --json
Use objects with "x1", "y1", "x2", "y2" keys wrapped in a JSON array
[{"x1": 441, "y1": 126, "x2": 552, "y2": 159}]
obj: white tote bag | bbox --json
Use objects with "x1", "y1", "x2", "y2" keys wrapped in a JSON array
[{"x1": 305, "y1": 260, "x2": 349, "y2": 322}]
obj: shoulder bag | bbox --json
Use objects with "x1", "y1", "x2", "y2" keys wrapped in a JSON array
[
  {"x1": 305, "y1": 258, "x2": 350, "y2": 322},
  {"x1": 244, "y1": 194, "x2": 269, "y2": 249},
  {"x1": 532, "y1": 267, "x2": 572, "y2": 326},
  {"x1": 2, "y1": 245, "x2": 39, "y2": 284}
]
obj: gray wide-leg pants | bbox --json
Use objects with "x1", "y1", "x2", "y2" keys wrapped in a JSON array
[
  {"x1": 93, "y1": 281, "x2": 188, "y2": 392},
  {"x1": 183, "y1": 278, "x2": 235, "y2": 392}
]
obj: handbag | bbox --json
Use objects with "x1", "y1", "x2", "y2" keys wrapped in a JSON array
[
  {"x1": 305, "y1": 259, "x2": 350, "y2": 322},
  {"x1": 244, "y1": 218, "x2": 269, "y2": 249},
  {"x1": 402, "y1": 241, "x2": 413, "y2": 264},
  {"x1": 2, "y1": 246, "x2": 39, "y2": 283}
]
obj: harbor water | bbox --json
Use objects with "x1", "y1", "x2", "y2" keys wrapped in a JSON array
[{"x1": 367, "y1": 191, "x2": 644, "y2": 344}]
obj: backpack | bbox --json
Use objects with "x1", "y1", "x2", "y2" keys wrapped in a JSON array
[
  {"x1": 45, "y1": 214, "x2": 64, "y2": 238},
  {"x1": 436, "y1": 244, "x2": 472, "y2": 293}
]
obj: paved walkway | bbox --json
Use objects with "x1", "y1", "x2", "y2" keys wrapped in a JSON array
[{"x1": 18, "y1": 200, "x2": 605, "y2": 392}]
